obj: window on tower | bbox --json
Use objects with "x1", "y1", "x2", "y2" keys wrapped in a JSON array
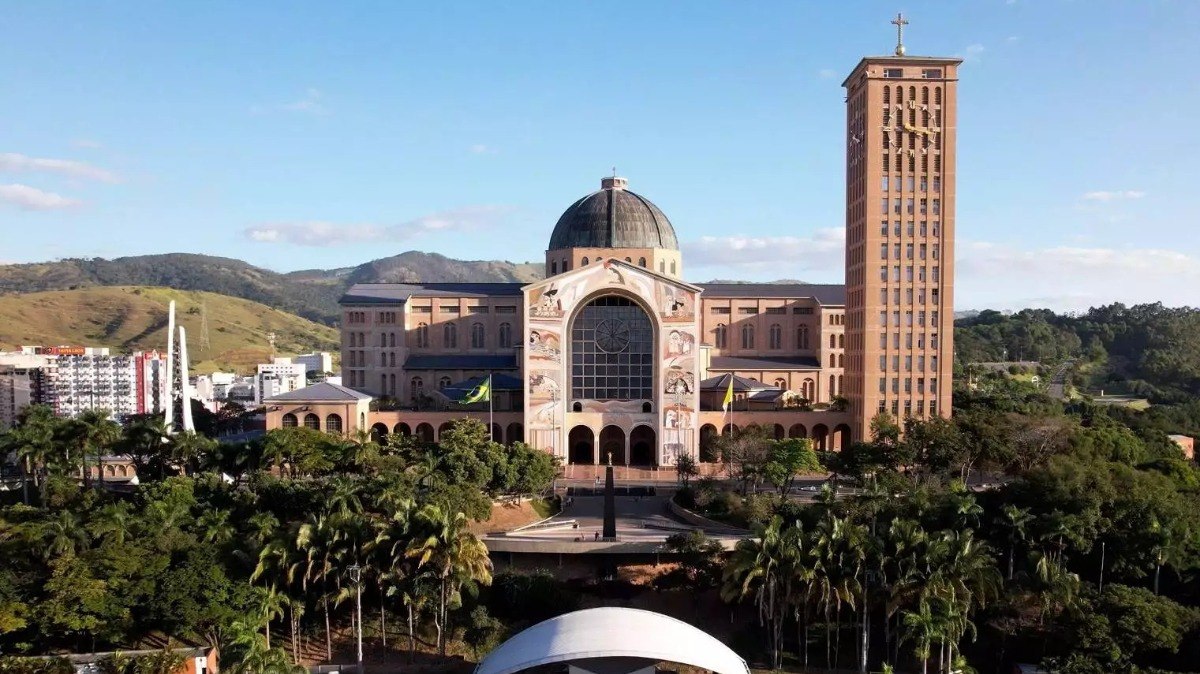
[{"x1": 884, "y1": 68, "x2": 903, "y2": 78}]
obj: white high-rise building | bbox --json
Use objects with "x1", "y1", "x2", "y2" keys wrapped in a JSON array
[
  {"x1": 255, "y1": 357, "x2": 307, "y2": 405},
  {"x1": 293, "y1": 352, "x2": 333, "y2": 377},
  {"x1": 3, "y1": 346, "x2": 168, "y2": 422},
  {"x1": 0, "y1": 352, "x2": 56, "y2": 429}
]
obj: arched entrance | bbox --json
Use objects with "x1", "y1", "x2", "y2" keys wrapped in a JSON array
[
  {"x1": 832, "y1": 424, "x2": 852, "y2": 451},
  {"x1": 811, "y1": 424, "x2": 829, "y2": 451},
  {"x1": 490, "y1": 423, "x2": 503, "y2": 444},
  {"x1": 699, "y1": 424, "x2": 720, "y2": 463},
  {"x1": 773, "y1": 424, "x2": 786, "y2": 440},
  {"x1": 370, "y1": 423, "x2": 389, "y2": 443},
  {"x1": 506, "y1": 422, "x2": 524, "y2": 444},
  {"x1": 394, "y1": 422, "x2": 411, "y2": 436},
  {"x1": 721, "y1": 423, "x2": 740, "y2": 437},
  {"x1": 630, "y1": 426, "x2": 656, "y2": 466},
  {"x1": 415, "y1": 423, "x2": 434, "y2": 443},
  {"x1": 789, "y1": 423, "x2": 807, "y2": 438},
  {"x1": 437, "y1": 422, "x2": 454, "y2": 440},
  {"x1": 568, "y1": 426, "x2": 594, "y2": 465},
  {"x1": 599, "y1": 425, "x2": 626, "y2": 465}
]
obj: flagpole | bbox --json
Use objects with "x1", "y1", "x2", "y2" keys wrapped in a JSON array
[{"x1": 488, "y1": 371, "x2": 494, "y2": 443}]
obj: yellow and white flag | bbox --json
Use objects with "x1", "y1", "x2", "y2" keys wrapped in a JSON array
[{"x1": 722, "y1": 377, "x2": 734, "y2": 414}]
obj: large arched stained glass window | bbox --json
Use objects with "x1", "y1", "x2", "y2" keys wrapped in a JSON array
[{"x1": 571, "y1": 295, "x2": 653, "y2": 401}]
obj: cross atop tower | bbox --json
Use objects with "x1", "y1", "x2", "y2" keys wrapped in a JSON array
[{"x1": 891, "y1": 12, "x2": 909, "y2": 56}]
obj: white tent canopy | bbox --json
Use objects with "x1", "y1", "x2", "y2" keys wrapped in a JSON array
[{"x1": 474, "y1": 607, "x2": 749, "y2": 674}]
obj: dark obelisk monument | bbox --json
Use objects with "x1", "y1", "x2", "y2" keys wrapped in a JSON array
[{"x1": 602, "y1": 453, "x2": 616, "y2": 540}]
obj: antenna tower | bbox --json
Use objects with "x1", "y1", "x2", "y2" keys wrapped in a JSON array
[{"x1": 199, "y1": 302, "x2": 211, "y2": 352}]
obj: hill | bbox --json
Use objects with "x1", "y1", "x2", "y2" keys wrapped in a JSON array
[
  {"x1": 0, "y1": 286, "x2": 339, "y2": 374},
  {"x1": 0, "y1": 252, "x2": 545, "y2": 325},
  {"x1": 955, "y1": 303, "x2": 1200, "y2": 402}
]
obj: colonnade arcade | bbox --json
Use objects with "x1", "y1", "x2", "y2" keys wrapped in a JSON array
[{"x1": 567, "y1": 424, "x2": 658, "y2": 466}]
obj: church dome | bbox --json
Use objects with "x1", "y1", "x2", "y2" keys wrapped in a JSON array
[{"x1": 548, "y1": 177, "x2": 679, "y2": 251}]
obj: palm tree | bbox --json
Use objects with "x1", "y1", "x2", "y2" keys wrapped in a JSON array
[
  {"x1": 1, "y1": 405, "x2": 61, "y2": 504},
  {"x1": 406, "y1": 504, "x2": 493, "y2": 655},
  {"x1": 721, "y1": 516, "x2": 795, "y2": 670},
  {"x1": 901, "y1": 598, "x2": 943, "y2": 674},
  {"x1": 325, "y1": 477, "x2": 364, "y2": 518},
  {"x1": 197, "y1": 509, "x2": 237, "y2": 546},
  {"x1": 90, "y1": 502, "x2": 136, "y2": 546},
  {"x1": 1032, "y1": 552, "x2": 1079, "y2": 626},
  {"x1": 29, "y1": 510, "x2": 90, "y2": 559},
  {"x1": 252, "y1": 528, "x2": 306, "y2": 664},
  {"x1": 225, "y1": 619, "x2": 307, "y2": 674},
  {"x1": 295, "y1": 514, "x2": 340, "y2": 661},
  {"x1": 170, "y1": 431, "x2": 216, "y2": 476},
  {"x1": 996, "y1": 505, "x2": 1033, "y2": 581},
  {"x1": 121, "y1": 414, "x2": 171, "y2": 479},
  {"x1": 374, "y1": 499, "x2": 415, "y2": 649},
  {"x1": 69, "y1": 408, "x2": 121, "y2": 489}
]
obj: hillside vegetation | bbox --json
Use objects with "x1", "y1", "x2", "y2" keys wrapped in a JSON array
[
  {"x1": 0, "y1": 251, "x2": 544, "y2": 324},
  {"x1": 955, "y1": 303, "x2": 1200, "y2": 402},
  {"x1": 0, "y1": 286, "x2": 339, "y2": 373}
]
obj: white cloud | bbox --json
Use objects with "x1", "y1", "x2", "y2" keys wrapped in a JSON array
[
  {"x1": 682, "y1": 230, "x2": 1198, "y2": 311},
  {"x1": 282, "y1": 88, "x2": 327, "y2": 115},
  {"x1": 469, "y1": 144, "x2": 496, "y2": 154},
  {"x1": 817, "y1": 68, "x2": 838, "y2": 80},
  {"x1": 71, "y1": 139, "x2": 103, "y2": 149},
  {"x1": 1082, "y1": 190, "x2": 1145, "y2": 202},
  {"x1": 244, "y1": 205, "x2": 514, "y2": 246},
  {"x1": 0, "y1": 184, "x2": 81, "y2": 211},
  {"x1": 0, "y1": 152, "x2": 119, "y2": 183},
  {"x1": 1006, "y1": 36, "x2": 1021, "y2": 43},
  {"x1": 957, "y1": 241, "x2": 1200, "y2": 311},
  {"x1": 683, "y1": 228, "x2": 846, "y2": 274},
  {"x1": 961, "y1": 44, "x2": 985, "y2": 61},
  {"x1": 251, "y1": 88, "x2": 329, "y2": 116}
]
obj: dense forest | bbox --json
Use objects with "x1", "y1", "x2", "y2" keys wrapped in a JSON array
[
  {"x1": 955, "y1": 303, "x2": 1200, "y2": 402},
  {"x1": 0, "y1": 413, "x2": 555, "y2": 670}
]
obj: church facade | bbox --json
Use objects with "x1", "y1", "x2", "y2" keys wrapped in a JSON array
[{"x1": 265, "y1": 37, "x2": 959, "y2": 469}]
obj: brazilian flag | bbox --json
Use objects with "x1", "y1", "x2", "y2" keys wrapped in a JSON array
[{"x1": 461, "y1": 375, "x2": 492, "y2": 404}]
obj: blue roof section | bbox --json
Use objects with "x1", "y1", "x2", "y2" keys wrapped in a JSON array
[
  {"x1": 403, "y1": 354, "x2": 520, "y2": 370},
  {"x1": 264, "y1": 382, "x2": 373, "y2": 402},
  {"x1": 340, "y1": 282, "x2": 525, "y2": 304},
  {"x1": 709, "y1": 355, "x2": 822, "y2": 371},
  {"x1": 696, "y1": 283, "x2": 846, "y2": 305},
  {"x1": 439, "y1": 373, "x2": 524, "y2": 399}
]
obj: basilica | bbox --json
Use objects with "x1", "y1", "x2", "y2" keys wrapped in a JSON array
[
  {"x1": 265, "y1": 46, "x2": 961, "y2": 469},
  {"x1": 267, "y1": 175, "x2": 854, "y2": 467}
]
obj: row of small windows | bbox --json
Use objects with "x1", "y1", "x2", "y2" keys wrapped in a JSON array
[
  {"x1": 412, "y1": 322, "x2": 513, "y2": 349},
  {"x1": 550, "y1": 257, "x2": 678, "y2": 275},
  {"x1": 881, "y1": 198, "x2": 941, "y2": 216},
  {"x1": 877, "y1": 399, "x2": 938, "y2": 418},
  {"x1": 710, "y1": 306, "x2": 816, "y2": 316},
  {"x1": 281, "y1": 412, "x2": 343, "y2": 433},
  {"x1": 878, "y1": 332, "x2": 941, "y2": 350},
  {"x1": 882, "y1": 152, "x2": 942, "y2": 174},
  {"x1": 882, "y1": 176, "x2": 941, "y2": 192},
  {"x1": 879, "y1": 287, "x2": 942, "y2": 305},
  {"x1": 879, "y1": 265, "x2": 942, "y2": 283},
  {"x1": 877, "y1": 310, "x2": 942, "y2": 327},
  {"x1": 881, "y1": 220, "x2": 941, "y2": 238},
  {"x1": 714, "y1": 323, "x2": 828, "y2": 351},
  {"x1": 879, "y1": 242, "x2": 941, "y2": 261},
  {"x1": 877, "y1": 354, "x2": 940, "y2": 372},
  {"x1": 880, "y1": 83, "x2": 943, "y2": 104}
]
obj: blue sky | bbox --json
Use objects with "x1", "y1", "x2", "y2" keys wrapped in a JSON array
[{"x1": 1, "y1": 1, "x2": 1197, "y2": 311}]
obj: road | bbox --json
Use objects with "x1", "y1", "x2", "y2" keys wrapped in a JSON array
[{"x1": 1047, "y1": 360, "x2": 1074, "y2": 400}]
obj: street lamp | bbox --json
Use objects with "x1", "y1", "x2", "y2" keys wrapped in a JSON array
[{"x1": 348, "y1": 564, "x2": 363, "y2": 674}]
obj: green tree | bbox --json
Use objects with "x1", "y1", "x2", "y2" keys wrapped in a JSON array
[
  {"x1": 406, "y1": 504, "x2": 493, "y2": 655},
  {"x1": 762, "y1": 437, "x2": 820, "y2": 498}
]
